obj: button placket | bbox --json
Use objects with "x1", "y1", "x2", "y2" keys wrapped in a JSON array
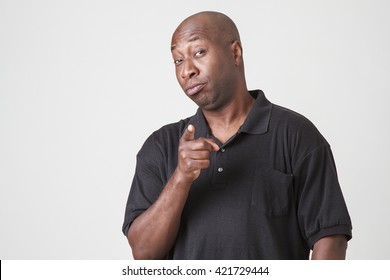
[{"x1": 211, "y1": 145, "x2": 229, "y2": 185}]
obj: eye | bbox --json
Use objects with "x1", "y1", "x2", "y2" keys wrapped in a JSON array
[
  {"x1": 194, "y1": 50, "x2": 205, "y2": 57},
  {"x1": 173, "y1": 58, "x2": 183, "y2": 66}
]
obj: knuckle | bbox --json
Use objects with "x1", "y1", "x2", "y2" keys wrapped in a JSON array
[
  {"x1": 180, "y1": 152, "x2": 189, "y2": 161},
  {"x1": 195, "y1": 138, "x2": 207, "y2": 148},
  {"x1": 186, "y1": 161, "x2": 193, "y2": 169}
]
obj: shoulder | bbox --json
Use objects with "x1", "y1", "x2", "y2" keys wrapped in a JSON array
[
  {"x1": 267, "y1": 103, "x2": 331, "y2": 169},
  {"x1": 270, "y1": 103, "x2": 328, "y2": 146},
  {"x1": 271, "y1": 104, "x2": 319, "y2": 131}
]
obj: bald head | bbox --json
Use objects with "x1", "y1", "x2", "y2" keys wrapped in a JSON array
[
  {"x1": 170, "y1": 11, "x2": 247, "y2": 111},
  {"x1": 171, "y1": 11, "x2": 241, "y2": 50}
]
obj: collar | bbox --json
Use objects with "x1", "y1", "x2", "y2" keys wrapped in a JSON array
[
  {"x1": 187, "y1": 89, "x2": 272, "y2": 138},
  {"x1": 239, "y1": 89, "x2": 272, "y2": 135}
]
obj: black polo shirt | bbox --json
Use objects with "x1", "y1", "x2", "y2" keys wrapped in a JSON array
[{"x1": 122, "y1": 90, "x2": 352, "y2": 259}]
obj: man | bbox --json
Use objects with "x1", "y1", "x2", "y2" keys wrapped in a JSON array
[{"x1": 122, "y1": 11, "x2": 352, "y2": 260}]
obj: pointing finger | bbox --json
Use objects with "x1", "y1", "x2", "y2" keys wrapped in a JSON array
[{"x1": 181, "y1": 124, "x2": 195, "y2": 142}]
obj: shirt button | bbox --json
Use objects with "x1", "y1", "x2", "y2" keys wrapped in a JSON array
[
  {"x1": 221, "y1": 148, "x2": 226, "y2": 152},
  {"x1": 218, "y1": 167, "x2": 224, "y2": 172}
]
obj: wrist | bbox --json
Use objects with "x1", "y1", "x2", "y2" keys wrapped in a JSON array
[{"x1": 171, "y1": 168, "x2": 194, "y2": 188}]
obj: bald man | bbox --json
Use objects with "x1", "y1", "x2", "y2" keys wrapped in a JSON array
[{"x1": 122, "y1": 11, "x2": 352, "y2": 260}]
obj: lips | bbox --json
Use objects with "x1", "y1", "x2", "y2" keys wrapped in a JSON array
[{"x1": 185, "y1": 83, "x2": 206, "y2": 96}]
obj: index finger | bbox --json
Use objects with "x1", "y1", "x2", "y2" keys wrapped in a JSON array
[{"x1": 181, "y1": 124, "x2": 195, "y2": 142}]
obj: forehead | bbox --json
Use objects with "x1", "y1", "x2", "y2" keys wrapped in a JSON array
[{"x1": 171, "y1": 22, "x2": 216, "y2": 51}]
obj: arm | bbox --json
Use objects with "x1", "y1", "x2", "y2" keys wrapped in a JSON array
[
  {"x1": 127, "y1": 169, "x2": 191, "y2": 259},
  {"x1": 127, "y1": 125, "x2": 219, "y2": 259},
  {"x1": 311, "y1": 235, "x2": 348, "y2": 260}
]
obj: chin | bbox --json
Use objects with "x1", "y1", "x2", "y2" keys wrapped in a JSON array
[
  {"x1": 191, "y1": 97, "x2": 212, "y2": 109},
  {"x1": 198, "y1": 101, "x2": 222, "y2": 112},
  {"x1": 188, "y1": 91, "x2": 220, "y2": 111}
]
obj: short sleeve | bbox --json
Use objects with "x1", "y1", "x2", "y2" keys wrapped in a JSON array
[
  {"x1": 122, "y1": 133, "x2": 166, "y2": 236},
  {"x1": 294, "y1": 144, "x2": 352, "y2": 249}
]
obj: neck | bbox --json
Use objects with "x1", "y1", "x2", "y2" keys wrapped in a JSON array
[{"x1": 202, "y1": 90, "x2": 254, "y2": 143}]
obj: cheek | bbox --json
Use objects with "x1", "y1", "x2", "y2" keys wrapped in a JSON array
[
  {"x1": 175, "y1": 70, "x2": 183, "y2": 85},
  {"x1": 208, "y1": 54, "x2": 228, "y2": 73},
  {"x1": 207, "y1": 63, "x2": 226, "y2": 83}
]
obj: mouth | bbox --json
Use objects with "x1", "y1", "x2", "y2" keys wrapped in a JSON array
[{"x1": 185, "y1": 83, "x2": 206, "y2": 96}]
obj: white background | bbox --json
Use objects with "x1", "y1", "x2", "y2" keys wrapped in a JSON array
[{"x1": 0, "y1": 0, "x2": 389, "y2": 259}]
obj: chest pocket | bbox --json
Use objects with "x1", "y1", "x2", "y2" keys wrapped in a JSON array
[{"x1": 251, "y1": 168, "x2": 293, "y2": 217}]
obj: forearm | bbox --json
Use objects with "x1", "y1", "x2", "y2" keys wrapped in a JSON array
[
  {"x1": 127, "y1": 169, "x2": 191, "y2": 259},
  {"x1": 127, "y1": 125, "x2": 218, "y2": 259},
  {"x1": 311, "y1": 235, "x2": 348, "y2": 260}
]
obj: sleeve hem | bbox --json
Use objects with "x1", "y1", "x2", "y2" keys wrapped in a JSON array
[
  {"x1": 307, "y1": 224, "x2": 352, "y2": 249},
  {"x1": 122, "y1": 210, "x2": 144, "y2": 236}
]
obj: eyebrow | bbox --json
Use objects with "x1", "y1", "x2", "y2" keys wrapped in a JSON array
[
  {"x1": 188, "y1": 35, "x2": 201, "y2": 42},
  {"x1": 171, "y1": 35, "x2": 201, "y2": 51}
]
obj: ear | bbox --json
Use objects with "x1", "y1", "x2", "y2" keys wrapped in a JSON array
[{"x1": 230, "y1": 40, "x2": 243, "y2": 66}]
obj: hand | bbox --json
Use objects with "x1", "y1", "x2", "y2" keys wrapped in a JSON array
[{"x1": 177, "y1": 124, "x2": 219, "y2": 183}]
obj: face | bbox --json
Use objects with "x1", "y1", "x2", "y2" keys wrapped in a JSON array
[{"x1": 171, "y1": 21, "x2": 238, "y2": 111}]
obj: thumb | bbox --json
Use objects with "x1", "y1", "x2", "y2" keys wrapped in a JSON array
[
  {"x1": 181, "y1": 124, "x2": 195, "y2": 142},
  {"x1": 204, "y1": 138, "x2": 220, "y2": 152}
]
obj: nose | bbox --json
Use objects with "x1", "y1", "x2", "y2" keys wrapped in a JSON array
[{"x1": 181, "y1": 60, "x2": 199, "y2": 80}]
